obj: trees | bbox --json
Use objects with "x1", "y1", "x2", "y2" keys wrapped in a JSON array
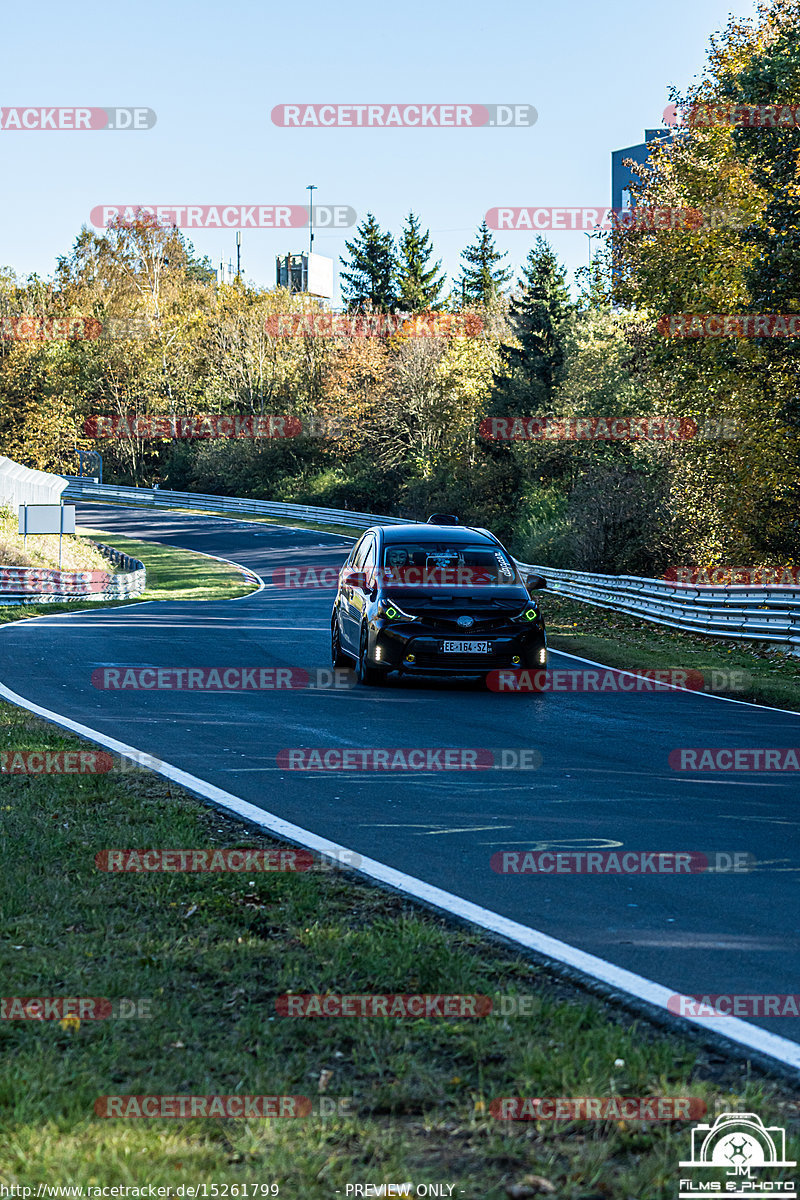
[
  {"x1": 339, "y1": 214, "x2": 397, "y2": 311},
  {"x1": 730, "y1": 0, "x2": 800, "y2": 553},
  {"x1": 395, "y1": 213, "x2": 446, "y2": 311},
  {"x1": 606, "y1": 0, "x2": 800, "y2": 564},
  {"x1": 454, "y1": 220, "x2": 512, "y2": 307},
  {"x1": 492, "y1": 237, "x2": 574, "y2": 413},
  {"x1": 2, "y1": 67, "x2": 799, "y2": 578}
]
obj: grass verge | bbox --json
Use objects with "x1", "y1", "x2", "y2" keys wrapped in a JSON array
[
  {"x1": 79, "y1": 530, "x2": 257, "y2": 603},
  {"x1": 0, "y1": 530, "x2": 255, "y2": 625},
  {"x1": 542, "y1": 592, "x2": 800, "y2": 713},
  {"x1": 1, "y1": 527, "x2": 798, "y2": 1192},
  {"x1": 0, "y1": 506, "x2": 111, "y2": 573},
  {"x1": 0, "y1": 699, "x2": 798, "y2": 1194}
]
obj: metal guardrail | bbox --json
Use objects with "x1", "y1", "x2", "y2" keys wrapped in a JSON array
[
  {"x1": 0, "y1": 542, "x2": 145, "y2": 604},
  {"x1": 62, "y1": 479, "x2": 800, "y2": 650},
  {"x1": 512, "y1": 561, "x2": 800, "y2": 652},
  {"x1": 61, "y1": 478, "x2": 408, "y2": 529}
]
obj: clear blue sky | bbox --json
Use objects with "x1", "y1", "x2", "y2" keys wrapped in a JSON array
[{"x1": 1, "y1": 0, "x2": 758, "y2": 304}]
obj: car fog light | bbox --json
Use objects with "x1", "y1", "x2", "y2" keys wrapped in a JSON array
[
  {"x1": 405, "y1": 653, "x2": 415, "y2": 663},
  {"x1": 538, "y1": 648, "x2": 547, "y2": 664},
  {"x1": 511, "y1": 655, "x2": 521, "y2": 665}
]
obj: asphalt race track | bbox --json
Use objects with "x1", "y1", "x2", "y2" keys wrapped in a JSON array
[{"x1": 1, "y1": 503, "x2": 798, "y2": 1054}]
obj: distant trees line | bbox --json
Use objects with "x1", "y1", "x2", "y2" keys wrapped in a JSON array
[{"x1": 1, "y1": 0, "x2": 798, "y2": 571}]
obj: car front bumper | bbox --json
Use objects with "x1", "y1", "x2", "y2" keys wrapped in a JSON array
[{"x1": 369, "y1": 620, "x2": 547, "y2": 674}]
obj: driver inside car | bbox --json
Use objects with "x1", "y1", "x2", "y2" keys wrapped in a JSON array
[{"x1": 385, "y1": 547, "x2": 410, "y2": 580}]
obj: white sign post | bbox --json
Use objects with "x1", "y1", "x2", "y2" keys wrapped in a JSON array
[{"x1": 18, "y1": 504, "x2": 77, "y2": 568}]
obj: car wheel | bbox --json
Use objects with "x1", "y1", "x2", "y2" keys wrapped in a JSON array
[
  {"x1": 356, "y1": 624, "x2": 384, "y2": 686},
  {"x1": 331, "y1": 616, "x2": 353, "y2": 668}
]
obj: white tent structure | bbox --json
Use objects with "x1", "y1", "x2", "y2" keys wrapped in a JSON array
[{"x1": 0, "y1": 456, "x2": 69, "y2": 511}]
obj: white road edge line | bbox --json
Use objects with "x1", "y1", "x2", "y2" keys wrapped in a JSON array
[
  {"x1": 553, "y1": 646, "x2": 800, "y2": 717},
  {"x1": 6, "y1": 507, "x2": 799, "y2": 1073},
  {"x1": 86, "y1": 531, "x2": 267, "y2": 602},
  {"x1": 0, "y1": 676, "x2": 798, "y2": 1074}
]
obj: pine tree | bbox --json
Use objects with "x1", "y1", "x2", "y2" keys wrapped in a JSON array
[
  {"x1": 395, "y1": 212, "x2": 445, "y2": 311},
  {"x1": 454, "y1": 220, "x2": 512, "y2": 306},
  {"x1": 493, "y1": 236, "x2": 574, "y2": 410},
  {"x1": 339, "y1": 214, "x2": 397, "y2": 311}
]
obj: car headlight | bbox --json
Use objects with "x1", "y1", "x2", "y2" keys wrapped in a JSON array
[
  {"x1": 377, "y1": 600, "x2": 420, "y2": 622},
  {"x1": 512, "y1": 604, "x2": 540, "y2": 624}
]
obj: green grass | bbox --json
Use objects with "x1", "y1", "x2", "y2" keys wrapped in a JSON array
[
  {"x1": 0, "y1": 506, "x2": 111, "y2": 573},
  {"x1": 542, "y1": 592, "x2": 800, "y2": 713},
  {"x1": 79, "y1": 529, "x2": 257, "y2": 602},
  {"x1": 1, "y1": 524, "x2": 798, "y2": 1191},
  {"x1": 0, "y1": 530, "x2": 255, "y2": 625},
  {"x1": 0, "y1": 700, "x2": 798, "y2": 1193}
]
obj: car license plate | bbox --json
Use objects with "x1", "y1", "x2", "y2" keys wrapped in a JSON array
[{"x1": 441, "y1": 640, "x2": 491, "y2": 654}]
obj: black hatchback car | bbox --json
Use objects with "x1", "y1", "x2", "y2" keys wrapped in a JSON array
[{"x1": 331, "y1": 517, "x2": 547, "y2": 685}]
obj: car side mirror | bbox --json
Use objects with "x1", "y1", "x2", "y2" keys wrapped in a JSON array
[
  {"x1": 525, "y1": 573, "x2": 547, "y2": 591},
  {"x1": 342, "y1": 568, "x2": 367, "y2": 589}
]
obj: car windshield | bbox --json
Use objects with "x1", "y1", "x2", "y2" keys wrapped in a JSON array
[{"x1": 381, "y1": 542, "x2": 517, "y2": 588}]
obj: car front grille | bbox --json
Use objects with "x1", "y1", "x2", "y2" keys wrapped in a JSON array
[{"x1": 411, "y1": 614, "x2": 517, "y2": 632}]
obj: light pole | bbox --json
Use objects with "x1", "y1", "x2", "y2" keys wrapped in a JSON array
[{"x1": 306, "y1": 185, "x2": 317, "y2": 255}]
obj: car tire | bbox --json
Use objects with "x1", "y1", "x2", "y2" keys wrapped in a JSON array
[
  {"x1": 356, "y1": 624, "x2": 385, "y2": 686},
  {"x1": 331, "y1": 616, "x2": 353, "y2": 668}
]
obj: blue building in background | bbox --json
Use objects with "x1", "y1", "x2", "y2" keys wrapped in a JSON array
[{"x1": 611, "y1": 129, "x2": 673, "y2": 210}]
